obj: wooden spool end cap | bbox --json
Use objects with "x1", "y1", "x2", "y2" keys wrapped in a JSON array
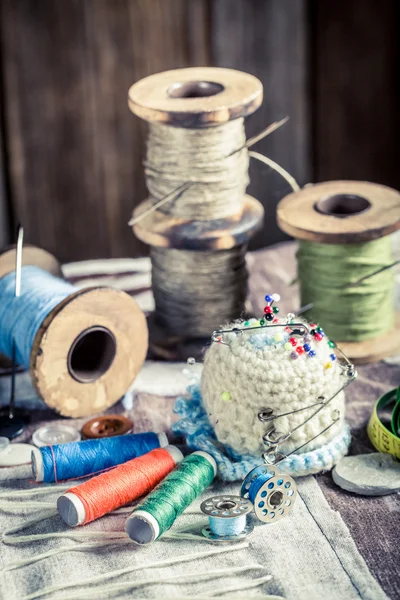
[
  {"x1": 31, "y1": 287, "x2": 148, "y2": 418},
  {"x1": 0, "y1": 245, "x2": 62, "y2": 280},
  {"x1": 128, "y1": 67, "x2": 263, "y2": 127},
  {"x1": 338, "y1": 314, "x2": 400, "y2": 364},
  {"x1": 277, "y1": 181, "x2": 400, "y2": 243},
  {"x1": 132, "y1": 195, "x2": 264, "y2": 250}
]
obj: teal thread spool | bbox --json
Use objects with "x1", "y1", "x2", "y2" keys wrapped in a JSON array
[
  {"x1": 277, "y1": 181, "x2": 400, "y2": 364},
  {"x1": 125, "y1": 451, "x2": 216, "y2": 545}
]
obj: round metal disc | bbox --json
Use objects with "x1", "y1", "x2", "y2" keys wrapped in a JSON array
[
  {"x1": 253, "y1": 473, "x2": 297, "y2": 524},
  {"x1": 200, "y1": 495, "x2": 252, "y2": 518},
  {"x1": 333, "y1": 453, "x2": 400, "y2": 496}
]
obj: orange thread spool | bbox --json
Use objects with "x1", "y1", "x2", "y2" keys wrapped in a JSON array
[{"x1": 57, "y1": 446, "x2": 183, "y2": 527}]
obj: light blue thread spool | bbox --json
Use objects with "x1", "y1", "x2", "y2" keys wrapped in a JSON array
[
  {"x1": 200, "y1": 495, "x2": 253, "y2": 541},
  {"x1": 241, "y1": 465, "x2": 297, "y2": 524},
  {"x1": 0, "y1": 266, "x2": 76, "y2": 368},
  {"x1": 0, "y1": 262, "x2": 147, "y2": 417}
]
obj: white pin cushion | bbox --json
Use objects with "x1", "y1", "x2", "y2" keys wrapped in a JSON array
[{"x1": 202, "y1": 311, "x2": 347, "y2": 458}]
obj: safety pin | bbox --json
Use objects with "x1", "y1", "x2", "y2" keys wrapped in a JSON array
[
  {"x1": 261, "y1": 365, "x2": 356, "y2": 448},
  {"x1": 262, "y1": 409, "x2": 341, "y2": 465},
  {"x1": 211, "y1": 321, "x2": 310, "y2": 346},
  {"x1": 258, "y1": 397, "x2": 326, "y2": 423}
]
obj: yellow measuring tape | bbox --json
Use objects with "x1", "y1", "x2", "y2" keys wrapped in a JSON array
[{"x1": 368, "y1": 387, "x2": 400, "y2": 459}]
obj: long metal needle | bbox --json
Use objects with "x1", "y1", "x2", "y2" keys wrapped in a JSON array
[{"x1": 9, "y1": 225, "x2": 24, "y2": 419}]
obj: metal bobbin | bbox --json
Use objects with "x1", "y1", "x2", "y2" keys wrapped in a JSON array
[
  {"x1": 200, "y1": 495, "x2": 254, "y2": 541},
  {"x1": 241, "y1": 465, "x2": 297, "y2": 524}
]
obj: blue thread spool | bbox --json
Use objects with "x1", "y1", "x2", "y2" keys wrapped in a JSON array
[
  {"x1": 200, "y1": 495, "x2": 253, "y2": 541},
  {"x1": 31, "y1": 431, "x2": 167, "y2": 483},
  {"x1": 0, "y1": 249, "x2": 148, "y2": 417},
  {"x1": 241, "y1": 465, "x2": 297, "y2": 524}
]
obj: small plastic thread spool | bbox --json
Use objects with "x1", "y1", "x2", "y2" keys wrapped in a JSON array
[
  {"x1": 241, "y1": 465, "x2": 297, "y2": 524},
  {"x1": 277, "y1": 181, "x2": 400, "y2": 364},
  {"x1": 125, "y1": 451, "x2": 217, "y2": 545},
  {"x1": 128, "y1": 67, "x2": 264, "y2": 360},
  {"x1": 200, "y1": 495, "x2": 253, "y2": 541},
  {"x1": 31, "y1": 431, "x2": 168, "y2": 483},
  {"x1": 57, "y1": 445, "x2": 183, "y2": 527},
  {"x1": 0, "y1": 245, "x2": 148, "y2": 417}
]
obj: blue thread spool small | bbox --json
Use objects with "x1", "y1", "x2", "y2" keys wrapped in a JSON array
[
  {"x1": 241, "y1": 465, "x2": 297, "y2": 524},
  {"x1": 200, "y1": 495, "x2": 253, "y2": 541}
]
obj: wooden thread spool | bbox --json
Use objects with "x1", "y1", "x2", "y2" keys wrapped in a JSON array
[
  {"x1": 277, "y1": 180, "x2": 400, "y2": 363},
  {"x1": 128, "y1": 67, "x2": 264, "y2": 359},
  {"x1": 0, "y1": 245, "x2": 148, "y2": 417}
]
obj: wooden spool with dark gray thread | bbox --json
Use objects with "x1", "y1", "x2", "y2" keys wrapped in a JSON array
[
  {"x1": 277, "y1": 180, "x2": 400, "y2": 363},
  {"x1": 0, "y1": 245, "x2": 148, "y2": 417},
  {"x1": 128, "y1": 67, "x2": 264, "y2": 359}
]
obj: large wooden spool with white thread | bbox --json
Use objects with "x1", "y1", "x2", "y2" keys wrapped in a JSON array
[
  {"x1": 0, "y1": 246, "x2": 148, "y2": 417},
  {"x1": 128, "y1": 67, "x2": 264, "y2": 359},
  {"x1": 277, "y1": 180, "x2": 400, "y2": 363}
]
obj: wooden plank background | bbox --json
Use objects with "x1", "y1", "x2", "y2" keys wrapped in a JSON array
[{"x1": 0, "y1": 0, "x2": 398, "y2": 262}]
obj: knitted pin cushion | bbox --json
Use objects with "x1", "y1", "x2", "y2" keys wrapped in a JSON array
[{"x1": 173, "y1": 313, "x2": 352, "y2": 481}]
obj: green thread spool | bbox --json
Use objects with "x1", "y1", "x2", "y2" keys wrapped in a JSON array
[
  {"x1": 125, "y1": 451, "x2": 217, "y2": 545},
  {"x1": 297, "y1": 237, "x2": 394, "y2": 341},
  {"x1": 277, "y1": 181, "x2": 400, "y2": 364}
]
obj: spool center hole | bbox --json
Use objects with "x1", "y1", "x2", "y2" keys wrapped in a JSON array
[
  {"x1": 68, "y1": 326, "x2": 116, "y2": 383},
  {"x1": 216, "y1": 500, "x2": 236, "y2": 510},
  {"x1": 315, "y1": 194, "x2": 371, "y2": 218},
  {"x1": 269, "y1": 491, "x2": 283, "y2": 508},
  {"x1": 167, "y1": 80, "x2": 224, "y2": 99}
]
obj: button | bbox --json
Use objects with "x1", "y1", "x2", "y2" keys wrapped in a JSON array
[
  {"x1": 0, "y1": 443, "x2": 35, "y2": 467},
  {"x1": 32, "y1": 424, "x2": 81, "y2": 448},
  {"x1": 81, "y1": 415, "x2": 133, "y2": 439},
  {"x1": 0, "y1": 437, "x2": 10, "y2": 453}
]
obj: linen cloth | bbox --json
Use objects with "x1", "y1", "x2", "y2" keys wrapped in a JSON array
[{"x1": 0, "y1": 467, "x2": 388, "y2": 600}]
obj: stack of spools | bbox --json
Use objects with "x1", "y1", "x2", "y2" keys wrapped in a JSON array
[
  {"x1": 128, "y1": 67, "x2": 264, "y2": 359},
  {"x1": 0, "y1": 245, "x2": 148, "y2": 416},
  {"x1": 277, "y1": 181, "x2": 400, "y2": 363}
]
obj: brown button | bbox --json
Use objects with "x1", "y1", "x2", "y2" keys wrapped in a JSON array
[{"x1": 81, "y1": 415, "x2": 133, "y2": 439}]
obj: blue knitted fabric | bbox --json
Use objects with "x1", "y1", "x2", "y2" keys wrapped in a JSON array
[{"x1": 173, "y1": 384, "x2": 351, "y2": 481}]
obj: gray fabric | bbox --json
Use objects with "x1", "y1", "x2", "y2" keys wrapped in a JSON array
[{"x1": 0, "y1": 468, "x2": 387, "y2": 600}]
